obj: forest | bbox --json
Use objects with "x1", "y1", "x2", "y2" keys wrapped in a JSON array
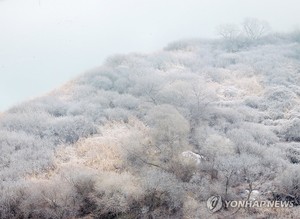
[{"x1": 0, "y1": 20, "x2": 300, "y2": 218}]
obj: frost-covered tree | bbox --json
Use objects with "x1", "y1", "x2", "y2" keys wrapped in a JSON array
[
  {"x1": 242, "y1": 17, "x2": 271, "y2": 40},
  {"x1": 217, "y1": 23, "x2": 243, "y2": 52}
]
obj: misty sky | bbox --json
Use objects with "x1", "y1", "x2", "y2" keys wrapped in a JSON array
[{"x1": 0, "y1": 0, "x2": 300, "y2": 111}]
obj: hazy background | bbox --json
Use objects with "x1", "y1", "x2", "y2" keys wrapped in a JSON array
[{"x1": 0, "y1": 0, "x2": 299, "y2": 111}]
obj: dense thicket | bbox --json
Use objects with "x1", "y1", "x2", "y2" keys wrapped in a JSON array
[{"x1": 0, "y1": 31, "x2": 300, "y2": 218}]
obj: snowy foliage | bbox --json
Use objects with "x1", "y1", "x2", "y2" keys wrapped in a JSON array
[{"x1": 0, "y1": 30, "x2": 300, "y2": 218}]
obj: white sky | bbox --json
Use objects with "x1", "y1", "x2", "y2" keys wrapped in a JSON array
[{"x1": 0, "y1": 0, "x2": 300, "y2": 111}]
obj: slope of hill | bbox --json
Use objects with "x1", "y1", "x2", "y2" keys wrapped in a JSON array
[{"x1": 0, "y1": 34, "x2": 300, "y2": 218}]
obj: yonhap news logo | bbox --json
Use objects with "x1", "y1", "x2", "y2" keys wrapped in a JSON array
[
  {"x1": 206, "y1": 195, "x2": 294, "y2": 213},
  {"x1": 206, "y1": 195, "x2": 223, "y2": 213}
]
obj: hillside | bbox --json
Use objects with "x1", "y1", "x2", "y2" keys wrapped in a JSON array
[{"x1": 0, "y1": 33, "x2": 300, "y2": 218}]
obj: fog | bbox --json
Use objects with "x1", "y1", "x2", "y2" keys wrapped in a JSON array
[{"x1": 0, "y1": 0, "x2": 299, "y2": 110}]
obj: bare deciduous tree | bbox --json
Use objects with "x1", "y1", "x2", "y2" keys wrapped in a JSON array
[
  {"x1": 217, "y1": 24, "x2": 240, "y2": 40},
  {"x1": 242, "y1": 18, "x2": 271, "y2": 40}
]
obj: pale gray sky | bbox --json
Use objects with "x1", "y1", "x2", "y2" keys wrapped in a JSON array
[{"x1": 0, "y1": 0, "x2": 299, "y2": 111}]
